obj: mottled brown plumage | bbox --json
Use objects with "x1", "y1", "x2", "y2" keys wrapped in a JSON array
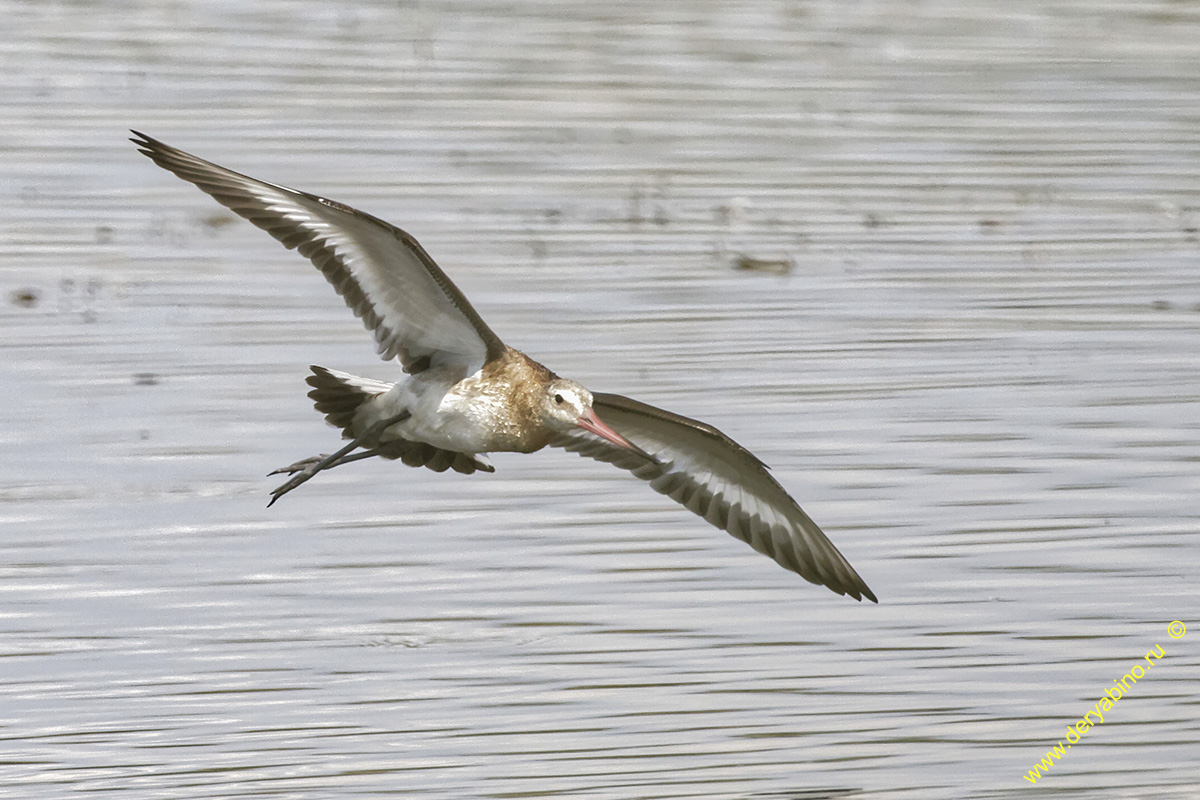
[{"x1": 455, "y1": 348, "x2": 560, "y2": 453}]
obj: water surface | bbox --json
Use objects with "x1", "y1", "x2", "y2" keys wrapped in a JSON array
[{"x1": 2, "y1": 1, "x2": 1199, "y2": 797}]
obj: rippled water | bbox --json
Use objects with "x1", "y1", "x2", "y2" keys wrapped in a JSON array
[{"x1": 3, "y1": 1, "x2": 1199, "y2": 797}]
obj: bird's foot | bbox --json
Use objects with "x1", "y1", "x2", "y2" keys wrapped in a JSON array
[
  {"x1": 268, "y1": 455, "x2": 329, "y2": 476},
  {"x1": 268, "y1": 463, "x2": 323, "y2": 507},
  {"x1": 266, "y1": 412, "x2": 410, "y2": 508},
  {"x1": 266, "y1": 442, "x2": 359, "y2": 507}
]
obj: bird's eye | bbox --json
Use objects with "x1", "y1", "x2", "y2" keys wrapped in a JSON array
[{"x1": 554, "y1": 393, "x2": 564, "y2": 405}]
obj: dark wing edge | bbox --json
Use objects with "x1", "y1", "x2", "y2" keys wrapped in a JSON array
[
  {"x1": 129, "y1": 130, "x2": 507, "y2": 369},
  {"x1": 375, "y1": 438, "x2": 495, "y2": 475},
  {"x1": 555, "y1": 392, "x2": 877, "y2": 603}
]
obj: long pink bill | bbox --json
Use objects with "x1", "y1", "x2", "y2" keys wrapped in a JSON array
[{"x1": 577, "y1": 408, "x2": 657, "y2": 462}]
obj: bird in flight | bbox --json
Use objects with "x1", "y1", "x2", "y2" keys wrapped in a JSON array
[{"x1": 132, "y1": 132, "x2": 876, "y2": 602}]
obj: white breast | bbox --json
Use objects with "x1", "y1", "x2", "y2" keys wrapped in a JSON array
[{"x1": 360, "y1": 368, "x2": 513, "y2": 455}]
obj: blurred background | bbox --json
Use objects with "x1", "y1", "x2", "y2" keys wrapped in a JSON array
[{"x1": 2, "y1": 1, "x2": 1198, "y2": 797}]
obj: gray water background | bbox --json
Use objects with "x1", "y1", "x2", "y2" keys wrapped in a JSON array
[{"x1": 2, "y1": 0, "x2": 1199, "y2": 797}]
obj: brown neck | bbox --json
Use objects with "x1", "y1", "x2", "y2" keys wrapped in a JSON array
[{"x1": 474, "y1": 348, "x2": 557, "y2": 453}]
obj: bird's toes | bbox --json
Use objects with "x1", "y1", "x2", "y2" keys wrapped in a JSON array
[
  {"x1": 267, "y1": 454, "x2": 329, "y2": 476},
  {"x1": 267, "y1": 475, "x2": 305, "y2": 506}
]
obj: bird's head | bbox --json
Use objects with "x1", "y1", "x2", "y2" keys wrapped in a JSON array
[{"x1": 540, "y1": 378, "x2": 645, "y2": 455}]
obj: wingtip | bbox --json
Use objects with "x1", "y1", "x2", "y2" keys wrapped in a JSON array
[
  {"x1": 129, "y1": 129, "x2": 160, "y2": 159},
  {"x1": 835, "y1": 571, "x2": 877, "y2": 603},
  {"x1": 832, "y1": 583, "x2": 876, "y2": 603}
]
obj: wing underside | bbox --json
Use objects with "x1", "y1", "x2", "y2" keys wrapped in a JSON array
[
  {"x1": 554, "y1": 393, "x2": 876, "y2": 602},
  {"x1": 132, "y1": 131, "x2": 506, "y2": 374}
]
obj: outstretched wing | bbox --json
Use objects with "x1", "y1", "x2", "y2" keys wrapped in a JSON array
[
  {"x1": 553, "y1": 393, "x2": 876, "y2": 602},
  {"x1": 132, "y1": 131, "x2": 506, "y2": 375}
]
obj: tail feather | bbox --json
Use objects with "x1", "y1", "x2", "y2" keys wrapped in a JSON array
[
  {"x1": 306, "y1": 365, "x2": 391, "y2": 433},
  {"x1": 304, "y1": 365, "x2": 494, "y2": 476}
]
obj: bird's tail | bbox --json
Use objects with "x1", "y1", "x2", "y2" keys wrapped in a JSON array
[{"x1": 305, "y1": 365, "x2": 393, "y2": 436}]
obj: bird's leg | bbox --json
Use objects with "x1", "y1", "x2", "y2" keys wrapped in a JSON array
[
  {"x1": 268, "y1": 449, "x2": 382, "y2": 476},
  {"x1": 267, "y1": 438, "x2": 360, "y2": 506},
  {"x1": 267, "y1": 410, "x2": 411, "y2": 506}
]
